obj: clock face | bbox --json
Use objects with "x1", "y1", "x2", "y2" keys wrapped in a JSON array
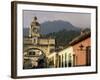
[{"x1": 32, "y1": 28, "x2": 38, "y2": 33}]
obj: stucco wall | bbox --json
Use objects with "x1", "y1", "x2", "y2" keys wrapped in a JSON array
[{"x1": 73, "y1": 37, "x2": 91, "y2": 66}]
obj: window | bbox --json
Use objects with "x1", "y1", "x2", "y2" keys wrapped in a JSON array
[
  {"x1": 32, "y1": 28, "x2": 39, "y2": 33},
  {"x1": 32, "y1": 38, "x2": 37, "y2": 44},
  {"x1": 73, "y1": 54, "x2": 77, "y2": 67},
  {"x1": 29, "y1": 51, "x2": 35, "y2": 55},
  {"x1": 33, "y1": 38, "x2": 36, "y2": 43},
  {"x1": 86, "y1": 46, "x2": 91, "y2": 66}
]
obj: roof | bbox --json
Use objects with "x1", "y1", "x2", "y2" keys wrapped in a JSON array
[
  {"x1": 50, "y1": 31, "x2": 91, "y2": 54},
  {"x1": 69, "y1": 31, "x2": 91, "y2": 46}
]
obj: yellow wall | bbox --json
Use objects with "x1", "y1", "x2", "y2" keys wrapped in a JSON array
[
  {"x1": 58, "y1": 46, "x2": 74, "y2": 67},
  {"x1": 48, "y1": 46, "x2": 74, "y2": 68}
]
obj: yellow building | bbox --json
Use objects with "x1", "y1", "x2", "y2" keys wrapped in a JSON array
[
  {"x1": 47, "y1": 52, "x2": 57, "y2": 68},
  {"x1": 48, "y1": 46, "x2": 74, "y2": 68},
  {"x1": 23, "y1": 17, "x2": 55, "y2": 69},
  {"x1": 58, "y1": 46, "x2": 74, "y2": 67}
]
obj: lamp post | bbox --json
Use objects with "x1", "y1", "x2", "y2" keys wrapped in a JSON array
[{"x1": 78, "y1": 44, "x2": 91, "y2": 66}]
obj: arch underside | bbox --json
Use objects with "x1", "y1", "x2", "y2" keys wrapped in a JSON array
[{"x1": 23, "y1": 46, "x2": 48, "y2": 69}]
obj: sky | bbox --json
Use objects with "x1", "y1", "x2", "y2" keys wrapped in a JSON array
[{"x1": 23, "y1": 10, "x2": 91, "y2": 29}]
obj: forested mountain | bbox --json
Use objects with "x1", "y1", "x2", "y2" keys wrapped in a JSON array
[
  {"x1": 23, "y1": 20, "x2": 90, "y2": 46},
  {"x1": 45, "y1": 29, "x2": 81, "y2": 46},
  {"x1": 23, "y1": 20, "x2": 80, "y2": 36},
  {"x1": 40, "y1": 20, "x2": 80, "y2": 34}
]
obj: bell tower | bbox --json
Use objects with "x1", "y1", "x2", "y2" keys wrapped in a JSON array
[{"x1": 29, "y1": 16, "x2": 40, "y2": 45}]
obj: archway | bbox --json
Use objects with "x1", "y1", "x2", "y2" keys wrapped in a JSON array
[{"x1": 23, "y1": 48, "x2": 47, "y2": 69}]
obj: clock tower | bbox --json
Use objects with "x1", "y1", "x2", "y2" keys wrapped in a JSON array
[
  {"x1": 23, "y1": 16, "x2": 56, "y2": 69},
  {"x1": 29, "y1": 16, "x2": 40, "y2": 45}
]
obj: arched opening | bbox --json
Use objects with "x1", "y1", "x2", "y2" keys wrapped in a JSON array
[{"x1": 23, "y1": 48, "x2": 47, "y2": 69}]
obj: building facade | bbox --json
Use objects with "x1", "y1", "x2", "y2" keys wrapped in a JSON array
[
  {"x1": 69, "y1": 32, "x2": 91, "y2": 66},
  {"x1": 58, "y1": 46, "x2": 74, "y2": 67},
  {"x1": 48, "y1": 46, "x2": 74, "y2": 68},
  {"x1": 48, "y1": 31, "x2": 91, "y2": 68}
]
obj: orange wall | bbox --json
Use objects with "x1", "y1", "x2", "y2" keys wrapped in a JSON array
[{"x1": 73, "y1": 37, "x2": 91, "y2": 66}]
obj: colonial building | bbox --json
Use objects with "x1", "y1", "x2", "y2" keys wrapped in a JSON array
[
  {"x1": 47, "y1": 52, "x2": 57, "y2": 68},
  {"x1": 23, "y1": 17, "x2": 55, "y2": 69},
  {"x1": 48, "y1": 31, "x2": 91, "y2": 68},
  {"x1": 69, "y1": 31, "x2": 91, "y2": 66},
  {"x1": 48, "y1": 46, "x2": 74, "y2": 68},
  {"x1": 58, "y1": 46, "x2": 74, "y2": 67}
]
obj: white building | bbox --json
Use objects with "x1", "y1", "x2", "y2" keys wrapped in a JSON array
[
  {"x1": 58, "y1": 46, "x2": 74, "y2": 67},
  {"x1": 48, "y1": 46, "x2": 75, "y2": 68}
]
